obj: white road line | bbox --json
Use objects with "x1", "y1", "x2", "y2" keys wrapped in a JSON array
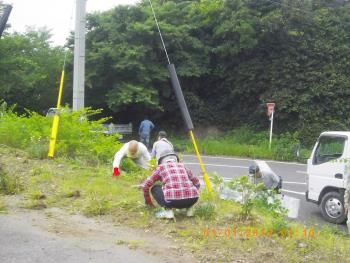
[
  {"x1": 281, "y1": 189, "x2": 305, "y2": 195},
  {"x1": 297, "y1": 171, "x2": 307, "y2": 174},
  {"x1": 201, "y1": 176, "x2": 307, "y2": 185},
  {"x1": 223, "y1": 177, "x2": 233, "y2": 182},
  {"x1": 283, "y1": 181, "x2": 306, "y2": 185},
  {"x1": 183, "y1": 162, "x2": 248, "y2": 169},
  {"x1": 199, "y1": 176, "x2": 236, "y2": 181},
  {"x1": 182, "y1": 154, "x2": 306, "y2": 166}
]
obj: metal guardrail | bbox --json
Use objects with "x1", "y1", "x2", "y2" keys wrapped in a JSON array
[{"x1": 102, "y1": 123, "x2": 133, "y2": 135}]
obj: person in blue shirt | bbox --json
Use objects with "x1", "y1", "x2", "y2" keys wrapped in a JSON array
[{"x1": 139, "y1": 118, "x2": 155, "y2": 148}]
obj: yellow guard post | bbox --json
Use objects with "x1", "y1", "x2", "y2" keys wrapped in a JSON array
[
  {"x1": 48, "y1": 70, "x2": 65, "y2": 158},
  {"x1": 189, "y1": 130, "x2": 213, "y2": 192}
]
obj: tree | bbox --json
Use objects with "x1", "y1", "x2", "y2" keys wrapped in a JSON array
[{"x1": 0, "y1": 28, "x2": 67, "y2": 113}]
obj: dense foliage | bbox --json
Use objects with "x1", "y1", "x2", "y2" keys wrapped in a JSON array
[
  {"x1": 0, "y1": 28, "x2": 68, "y2": 113},
  {"x1": 81, "y1": 0, "x2": 350, "y2": 145},
  {"x1": 0, "y1": 102, "x2": 121, "y2": 163},
  {"x1": 1, "y1": 0, "x2": 350, "y2": 145}
]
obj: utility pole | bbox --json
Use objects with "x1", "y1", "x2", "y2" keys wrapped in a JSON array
[{"x1": 73, "y1": 0, "x2": 87, "y2": 111}]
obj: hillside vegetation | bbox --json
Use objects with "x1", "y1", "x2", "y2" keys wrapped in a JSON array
[
  {"x1": 1, "y1": 0, "x2": 350, "y2": 144},
  {"x1": 0, "y1": 108, "x2": 349, "y2": 262}
]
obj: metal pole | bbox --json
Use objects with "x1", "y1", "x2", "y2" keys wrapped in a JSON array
[
  {"x1": 73, "y1": 0, "x2": 87, "y2": 111},
  {"x1": 0, "y1": 4, "x2": 12, "y2": 38},
  {"x1": 189, "y1": 130, "x2": 212, "y2": 192},
  {"x1": 269, "y1": 110, "x2": 274, "y2": 149},
  {"x1": 48, "y1": 70, "x2": 65, "y2": 158}
]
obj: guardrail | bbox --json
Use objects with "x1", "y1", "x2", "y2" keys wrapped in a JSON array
[{"x1": 103, "y1": 123, "x2": 133, "y2": 137}]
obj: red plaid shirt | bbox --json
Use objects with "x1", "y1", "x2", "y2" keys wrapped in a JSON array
[{"x1": 143, "y1": 161, "x2": 200, "y2": 201}]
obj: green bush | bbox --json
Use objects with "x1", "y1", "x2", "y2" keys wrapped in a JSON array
[
  {"x1": 0, "y1": 103, "x2": 122, "y2": 163},
  {"x1": 214, "y1": 175, "x2": 287, "y2": 221}
]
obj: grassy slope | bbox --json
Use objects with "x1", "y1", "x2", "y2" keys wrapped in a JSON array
[
  {"x1": 171, "y1": 131, "x2": 311, "y2": 162},
  {"x1": 0, "y1": 145, "x2": 349, "y2": 263}
]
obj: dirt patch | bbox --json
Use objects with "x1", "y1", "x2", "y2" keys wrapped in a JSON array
[{"x1": 2, "y1": 195, "x2": 198, "y2": 263}]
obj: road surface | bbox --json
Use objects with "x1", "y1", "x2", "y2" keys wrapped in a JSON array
[
  {"x1": 0, "y1": 206, "x2": 195, "y2": 263},
  {"x1": 182, "y1": 154, "x2": 346, "y2": 230}
]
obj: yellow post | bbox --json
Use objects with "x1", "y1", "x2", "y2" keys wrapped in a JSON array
[
  {"x1": 189, "y1": 130, "x2": 212, "y2": 192},
  {"x1": 56, "y1": 70, "x2": 65, "y2": 108},
  {"x1": 48, "y1": 70, "x2": 65, "y2": 158}
]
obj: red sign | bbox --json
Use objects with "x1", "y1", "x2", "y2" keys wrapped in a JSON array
[{"x1": 266, "y1": 102, "x2": 275, "y2": 117}]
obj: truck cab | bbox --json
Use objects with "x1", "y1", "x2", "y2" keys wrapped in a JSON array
[{"x1": 306, "y1": 131, "x2": 350, "y2": 223}]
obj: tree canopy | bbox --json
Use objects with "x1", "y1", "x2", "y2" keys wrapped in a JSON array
[
  {"x1": 0, "y1": 28, "x2": 67, "y2": 113},
  {"x1": 1, "y1": 0, "x2": 350, "y2": 144}
]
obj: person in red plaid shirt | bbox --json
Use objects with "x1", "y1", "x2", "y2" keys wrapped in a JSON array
[{"x1": 143, "y1": 149, "x2": 200, "y2": 219}]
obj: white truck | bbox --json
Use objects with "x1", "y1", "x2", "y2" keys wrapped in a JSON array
[{"x1": 306, "y1": 131, "x2": 349, "y2": 224}]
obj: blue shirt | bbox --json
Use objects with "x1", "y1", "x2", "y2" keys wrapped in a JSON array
[{"x1": 139, "y1": 119, "x2": 155, "y2": 135}]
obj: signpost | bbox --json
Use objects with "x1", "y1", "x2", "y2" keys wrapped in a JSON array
[{"x1": 266, "y1": 102, "x2": 275, "y2": 149}]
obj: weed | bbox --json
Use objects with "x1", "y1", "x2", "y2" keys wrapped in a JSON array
[
  {"x1": 195, "y1": 202, "x2": 216, "y2": 219},
  {"x1": 1, "y1": 136, "x2": 350, "y2": 262},
  {"x1": 82, "y1": 193, "x2": 112, "y2": 216},
  {"x1": 0, "y1": 169, "x2": 24, "y2": 195},
  {"x1": 271, "y1": 217, "x2": 290, "y2": 236},
  {"x1": 226, "y1": 176, "x2": 265, "y2": 221}
]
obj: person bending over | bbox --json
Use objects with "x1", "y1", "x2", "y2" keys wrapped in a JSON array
[
  {"x1": 112, "y1": 140, "x2": 151, "y2": 176},
  {"x1": 151, "y1": 130, "x2": 174, "y2": 163}
]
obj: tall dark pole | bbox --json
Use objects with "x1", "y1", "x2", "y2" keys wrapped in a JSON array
[{"x1": 0, "y1": 4, "x2": 12, "y2": 38}]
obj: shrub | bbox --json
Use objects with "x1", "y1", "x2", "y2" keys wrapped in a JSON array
[
  {"x1": 0, "y1": 103, "x2": 122, "y2": 163},
  {"x1": 215, "y1": 175, "x2": 287, "y2": 221}
]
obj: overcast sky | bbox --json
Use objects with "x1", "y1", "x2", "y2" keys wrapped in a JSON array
[{"x1": 6, "y1": 0, "x2": 139, "y2": 46}]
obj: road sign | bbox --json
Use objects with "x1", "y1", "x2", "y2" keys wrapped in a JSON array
[
  {"x1": 266, "y1": 102, "x2": 275, "y2": 117},
  {"x1": 266, "y1": 102, "x2": 275, "y2": 149}
]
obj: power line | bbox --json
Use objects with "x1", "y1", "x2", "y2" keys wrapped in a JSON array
[{"x1": 147, "y1": 0, "x2": 171, "y2": 65}]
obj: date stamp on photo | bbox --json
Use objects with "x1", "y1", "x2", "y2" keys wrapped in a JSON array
[{"x1": 203, "y1": 227, "x2": 319, "y2": 239}]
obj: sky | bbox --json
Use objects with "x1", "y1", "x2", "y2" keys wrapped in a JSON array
[{"x1": 5, "y1": 0, "x2": 139, "y2": 46}]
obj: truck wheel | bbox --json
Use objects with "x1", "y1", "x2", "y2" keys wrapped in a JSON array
[{"x1": 320, "y1": 191, "x2": 347, "y2": 224}]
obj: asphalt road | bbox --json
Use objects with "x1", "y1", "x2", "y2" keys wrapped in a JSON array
[
  {"x1": 182, "y1": 154, "x2": 346, "y2": 230},
  {"x1": 0, "y1": 213, "x2": 161, "y2": 263}
]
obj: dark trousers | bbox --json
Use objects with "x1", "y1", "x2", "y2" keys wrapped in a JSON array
[
  {"x1": 151, "y1": 185, "x2": 198, "y2": 209},
  {"x1": 140, "y1": 133, "x2": 150, "y2": 148}
]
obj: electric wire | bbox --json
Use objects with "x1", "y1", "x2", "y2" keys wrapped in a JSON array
[
  {"x1": 147, "y1": 0, "x2": 171, "y2": 65},
  {"x1": 61, "y1": 0, "x2": 76, "y2": 70}
]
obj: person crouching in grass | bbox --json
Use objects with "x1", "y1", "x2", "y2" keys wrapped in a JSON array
[{"x1": 143, "y1": 149, "x2": 200, "y2": 219}]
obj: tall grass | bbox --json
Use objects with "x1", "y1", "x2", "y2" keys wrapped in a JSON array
[
  {"x1": 173, "y1": 127, "x2": 311, "y2": 161},
  {"x1": 0, "y1": 102, "x2": 122, "y2": 164},
  {"x1": 0, "y1": 137, "x2": 349, "y2": 262}
]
